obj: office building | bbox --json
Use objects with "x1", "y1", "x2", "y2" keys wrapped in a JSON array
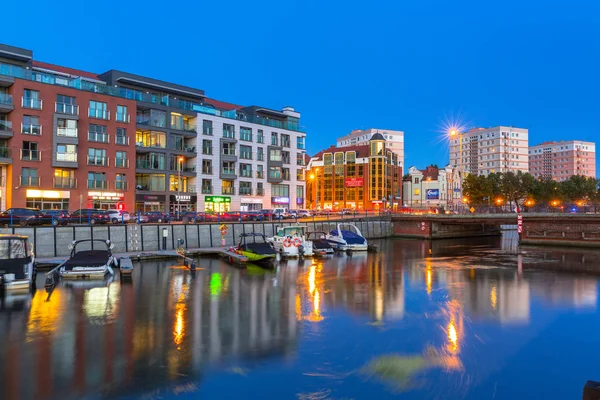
[
  {"x1": 449, "y1": 126, "x2": 529, "y2": 176},
  {"x1": 337, "y1": 128, "x2": 404, "y2": 169},
  {"x1": 402, "y1": 165, "x2": 443, "y2": 208},
  {"x1": 529, "y1": 140, "x2": 596, "y2": 181},
  {"x1": 0, "y1": 43, "x2": 307, "y2": 212},
  {"x1": 306, "y1": 134, "x2": 402, "y2": 211}
]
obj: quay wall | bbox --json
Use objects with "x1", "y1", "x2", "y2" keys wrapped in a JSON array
[{"x1": 1, "y1": 219, "x2": 393, "y2": 258}]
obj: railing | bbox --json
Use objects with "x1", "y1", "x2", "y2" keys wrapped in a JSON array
[
  {"x1": 57, "y1": 126, "x2": 78, "y2": 137},
  {"x1": 201, "y1": 186, "x2": 212, "y2": 194},
  {"x1": 0, "y1": 147, "x2": 11, "y2": 158},
  {"x1": 281, "y1": 140, "x2": 291, "y2": 148},
  {"x1": 54, "y1": 177, "x2": 77, "y2": 189},
  {"x1": 182, "y1": 166, "x2": 196, "y2": 173},
  {"x1": 222, "y1": 149, "x2": 236, "y2": 156},
  {"x1": 55, "y1": 102, "x2": 79, "y2": 115},
  {"x1": 135, "y1": 184, "x2": 166, "y2": 192},
  {"x1": 136, "y1": 141, "x2": 166, "y2": 149},
  {"x1": 135, "y1": 160, "x2": 164, "y2": 170},
  {"x1": 202, "y1": 147, "x2": 213, "y2": 155},
  {"x1": 0, "y1": 120, "x2": 12, "y2": 131},
  {"x1": 240, "y1": 170, "x2": 253, "y2": 178},
  {"x1": 116, "y1": 135, "x2": 129, "y2": 145},
  {"x1": 256, "y1": 188, "x2": 265, "y2": 196},
  {"x1": 202, "y1": 167, "x2": 213, "y2": 174},
  {"x1": 239, "y1": 187, "x2": 252, "y2": 195},
  {"x1": 87, "y1": 156, "x2": 109, "y2": 166},
  {"x1": 22, "y1": 123, "x2": 42, "y2": 135},
  {"x1": 20, "y1": 176, "x2": 40, "y2": 187},
  {"x1": 115, "y1": 181, "x2": 128, "y2": 190},
  {"x1": 223, "y1": 130, "x2": 235, "y2": 139},
  {"x1": 116, "y1": 112, "x2": 130, "y2": 123},
  {"x1": 136, "y1": 119, "x2": 166, "y2": 128},
  {"x1": 22, "y1": 97, "x2": 42, "y2": 110},
  {"x1": 57, "y1": 153, "x2": 77, "y2": 162},
  {"x1": 240, "y1": 152, "x2": 253, "y2": 160},
  {"x1": 88, "y1": 180, "x2": 108, "y2": 189},
  {"x1": 171, "y1": 123, "x2": 196, "y2": 132},
  {"x1": 20, "y1": 149, "x2": 41, "y2": 161},
  {"x1": 115, "y1": 158, "x2": 129, "y2": 168},
  {"x1": 202, "y1": 127, "x2": 213, "y2": 135},
  {"x1": 89, "y1": 109, "x2": 109, "y2": 120},
  {"x1": 88, "y1": 132, "x2": 109, "y2": 143},
  {"x1": 222, "y1": 168, "x2": 236, "y2": 175},
  {"x1": 222, "y1": 187, "x2": 235, "y2": 195},
  {"x1": 0, "y1": 93, "x2": 13, "y2": 105}
]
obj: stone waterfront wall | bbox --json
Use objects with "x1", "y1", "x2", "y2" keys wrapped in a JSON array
[
  {"x1": 521, "y1": 219, "x2": 600, "y2": 248},
  {"x1": 1, "y1": 219, "x2": 393, "y2": 258}
]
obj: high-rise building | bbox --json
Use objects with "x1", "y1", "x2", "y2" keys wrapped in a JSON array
[
  {"x1": 306, "y1": 134, "x2": 402, "y2": 211},
  {"x1": 337, "y1": 128, "x2": 404, "y2": 170},
  {"x1": 528, "y1": 140, "x2": 596, "y2": 181},
  {"x1": 449, "y1": 126, "x2": 529, "y2": 176},
  {"x1": 0, "y1": 43, "x2": 307, "y2": 212}
]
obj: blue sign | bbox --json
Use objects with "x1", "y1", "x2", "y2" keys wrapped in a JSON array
[
  {"x1": 426, "y1": 189, "x2": 439, "y2": 199},
  {"x1": 453, "y1": 188, "x2": 461, "y2": 192}
]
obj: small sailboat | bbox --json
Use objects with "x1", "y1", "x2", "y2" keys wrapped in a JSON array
[
  {"x1": 59, "y1": 239, "x2": 117, "y2": 280},
  {"x1": 326, "y1": 223, "x2": 368, "y2": 251},
  {"x1": 235, "y1": 233, "x2": 277, "y2": 264}
]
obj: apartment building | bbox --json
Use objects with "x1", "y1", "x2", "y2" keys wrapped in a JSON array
[
  {"x1": 0, "y1": 43, "x2": 307, "y2": 212},
  {"x1": 529, "y1": 140, "x2": 596, "y2": 181},
  {"x1": 306, "y1": 134, "x2": 402, "y2": 211},
  {"x1": 337, "y1": 128, "x2": 404, "y2": 169},
  {"x1": 449, "y1": 126, "x2": 529, "y2": 176},
  {"x1": 402, "y1": 165, "x2": 443, "y2": 208},
  {"x1": 0, "y1": 44, "x2": 137, "y2": 210}
]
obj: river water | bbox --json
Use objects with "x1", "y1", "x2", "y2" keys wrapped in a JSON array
[{"x1": 1, "y1": 234, "x2": 599, "y2": 399}]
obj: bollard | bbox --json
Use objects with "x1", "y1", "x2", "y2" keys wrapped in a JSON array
[{"x1": 162, "y1": 228, "x2": 168, "y2": 250}]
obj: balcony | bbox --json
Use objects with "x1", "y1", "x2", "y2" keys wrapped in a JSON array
[
  {"x1": 116, "y1": 135, "x2": 129, "y2": 145},
  {"x1": 202, "y1": 166, "x2": 213, "y2": 175},
  {"x1": 20, "y1": 149, "x2": 41, "y2": 161},
  {"x1": 116, "y1": 112, "x2": 131, "y2": 123},
  {"x1": 87, "y1": 156, "x2": 109, "y2": 166},
  {"x1": 0, "y1": 93, "x2": 13, "y2": 111},
  {"x1": 0, "y1": 120, "x2": 12, "y2": 137},
  {"x1": 115, "y1": 181, "x2": 128, "y2": 191},
  {"x1": 89, "y1": 109, "x2": 110, "y2": 120},
  {"x1": 54, "y1": 177, "x2": 77, "y2": 189},
  {"x1": 222, "y1": 148, "x2": 236, "y2": 157},
  {"x1": 22, "y1": 123, "x2": 42, "y2": 135},
  {"x1": 136, "y1": 160, "x2": 165, "y2": 170},
  {"x1": 256, "y1": 188, "x2": 265, "y2": 196},
  {"x1": 201, "y1": 186, "x2": 212, "y2": 194},
  {"x1": 88, "y1": 180, "x2": 108, "y2": 189},
  {"x1": 56, "y1": 153, "x2": 78, "y2": 162},
  {"x1": 171, "y1": 122, "x2": 196, "y2": 134},
  {"x1": 20, "y1": 176, "x2": 40, "y2": 187},
  {"x1": 239, "y1": 187, "x2": 252, "y2": 195},
  {"x1": 222, "y1": 186, "x2": 235, "y2": 195},
  {"x1": 115, "y1": 158, "x2": 129, "y2": 168},
  {"x1": 0, "y1": 147, "x2": 12, "y2": 163},
  {"x1": 88, "y1": 132, "x2": 109, "y2": 143},
  {"x1": 22, "y1": 97, "x2": 42, "y2": 110},
  {"x1": 55, "y1": 102, "x2": 79, "y2": 115}
]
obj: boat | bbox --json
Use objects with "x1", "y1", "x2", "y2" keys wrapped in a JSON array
[
  {"x1": 235, "y1": 233, "x2": 277, "y2": 264},
  {"x1": 326, "y1": 223, "x2": 368, "y2": 251},
  {"x1": 268, "y1": 225, "x2": 314, "y2": 258},
  {"x1": 0, "y1": 234, "x2": 37, "y2": 293},
  {"x1": 59, "y1": 239, "x2": 116, "y2": 280},
  {"x1": 306, "y1": 231, "x2": 335, "y2": 255}
]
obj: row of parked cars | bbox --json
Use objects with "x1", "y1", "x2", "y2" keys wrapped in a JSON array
[{"x1": 0, "y1": 208, "x2": 130, "y2": 226}]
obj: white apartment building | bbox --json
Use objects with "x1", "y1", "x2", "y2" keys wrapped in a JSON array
[
  {"x1": 195, "y1": 106, "x2": 307, "y2": 212},
  {"x1": 449, "y1": 126, "x2": 529, "y2": 176},
  {"x1": 337, "y1": 128, "x2": 404, "y2": 169}
]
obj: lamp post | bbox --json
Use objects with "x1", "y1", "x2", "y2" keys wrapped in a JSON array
[
  {"x1": 310, "y1": 169, "x2": 319, "y2": 210},
  {"x1": 177, "y1": 156, "x2": 184, "y2": 215}
]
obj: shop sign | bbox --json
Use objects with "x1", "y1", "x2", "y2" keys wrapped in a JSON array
[
  {"x1": 175, "y1": 195, "x2": 192, "y2": 202},
  {"x1": 205, "y1": 196, "x2": 231, "y2": 204},
  {"x1": 272, "y1": 196, "x2": 290, "y2": 204},
  {"x1": 26, "y1": 190, "x2": 70, "y2": 199},
  {"x1": 345, "y1": 177, "x2": 364, "y2": 187},
  {"x1": 240, "y1": 197, "x2": 263, "y2": 204},
  {"x1": 296, "y1": 197, "x2": 304, "y2": 205},
  {"x1": 372, "y1": 200, "x2": 383, "y2": 204},
  {"x1": 89, "y1": 191, "x2": 124, "y2": 200},
  {"x1": 136, "y1": 194, "x2": 166, "y2": 202},
  {"x1": 426, "y1": 189, "x2": 439, "y2": 199}
]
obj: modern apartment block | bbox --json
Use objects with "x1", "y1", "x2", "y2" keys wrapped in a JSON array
[
  {"x1": 0, "y1": 43, "x2": 307, "y2": 212},
  {"x1": 529, "y1": 140, "x2": 596, "y2": 181},
  {"x1": 449, "y1": 126, "x2": 529, "y2": 176},
  {"x1": 337, "y1": 128, "x2": 404, "y2": 169}
]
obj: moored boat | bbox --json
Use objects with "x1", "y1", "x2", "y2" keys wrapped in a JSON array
[
  {"x1": 306, "y1": 231, "x2": 334, "y2": 255},
  {"x1": 0, "y1": 234, "x2": 37, "y2": 293},
  {"x1": 268, "y1": 225, "x2": 314, "y2": 258},
  {"x1": 59, "y1": 239, "x2": 116, "y2": 280},
  {"x1": 235, "y1": 233, "x2": 277, "y2": 264},
  {"x1": 326, "y1": 223, "x2": 368, "y2": 251}
]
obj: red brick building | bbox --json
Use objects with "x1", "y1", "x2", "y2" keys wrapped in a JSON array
[{"x1": 306, "y1": 134, "x2": 402, "y2": 211}]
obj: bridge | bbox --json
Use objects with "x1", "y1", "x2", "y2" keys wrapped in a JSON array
[{"x1": 391, "y1": 213, "x2": 600, "y2": 248}]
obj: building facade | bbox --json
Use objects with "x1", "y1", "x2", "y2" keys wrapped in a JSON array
[
  {"x1": 402, "y1": 166, "x2": 443, "y2": 208},
  {"x1": 0, "y1": 43, "x2": 306, "y2": 212},
  {"x1": 529, "y1": 140, "x2": 596, "y2": 181},
  {"x1": 337, "y1": 128, "x2": 404, "y2": 170},
  {"x1": 306, "y1": 134, "x2": 402, "y2": 211},
  {"x1": 449, "y1": 126, "x2": 529, "y2": 176}
]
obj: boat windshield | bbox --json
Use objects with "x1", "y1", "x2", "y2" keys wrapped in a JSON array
[
  {"x1": 0, "y1": 239, "x2": 28, "y2": 259},
  {"x1": 277, "y1": 226, "x2": 306, "y2": 237}
]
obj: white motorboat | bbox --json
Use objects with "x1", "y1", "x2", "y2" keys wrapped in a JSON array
[
  {"x1": 59, "y1": 239, "x2": 116, "y2": 280},
  {"x1": 326, "y1": 223, "x2": 368, "y2": 251},
  {"x1": 0, "y1": 234, "x2": 37, "y2": 293},
  {"x1": 268, "y1": 225, "x2": 314, "y2": 257}
]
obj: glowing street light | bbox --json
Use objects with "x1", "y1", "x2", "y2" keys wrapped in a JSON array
[{"x1": 495, "y1": 198, "x2": 503, "y2": 205}]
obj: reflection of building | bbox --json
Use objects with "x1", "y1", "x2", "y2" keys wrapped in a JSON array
[
  {"x1": 0, "y1": 260, "x2": 299, "y2": 399},
  {"x1": 529, "y1": 140, "x2": 596, "y2": 181},
  {"x1": 530, "y1": 277, "x2": 597, "y2": 309},
  {"x1": 306, "y1": 134, "x2": 402, "y2": 211}
]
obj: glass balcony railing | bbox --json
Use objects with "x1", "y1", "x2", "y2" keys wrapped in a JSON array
[
  {"x1": 54, "y1": 177, "x2": 77, "y2": 189},
  {"x1": 22, "y1": 123, "x2": 42, "y2": 135},
  {"x1": 87, "y1": 156, "x2": 109, "y2": 166},
  {"x1": 22, "y1": 97, "x2": 42, "y2": 110},
  {"x1": 135, "y1": 160, "x2": 165, "y2": 170},
  {"x1": 20, "y1": 149, "x2": 41, "y2": 161},
  {"x1": 201, "y1": 186, "x2": 212, "y2": 194},
  {"x1": 115, "y1": 181, "x2": 128, "y2": 190},
  {"x1": 57, "y1": 127, "x2": 78, "y2": 137},
  {"x1": 57, "y1": 153, "x2": 77, "y2": 162},
  {"x1": 89, "y1": 109, "x2": 109, "y2": 120},
  {"x1": 88, "y1": 132, "x2": 109, "y2": 143},
  {"x1": 202, "y1": 147, "x2": 213, "y2": 155},
  {"x1": 171, "y1": 122, "x2": 196, "y2": 133},
  {"x1": 116, "y1": 112, "x2": 130, "y2": 123},
  {"x1": 222, "y1": 187, "x2": 235, "y2": 195},
  {"x1": 202, "y1": 167, "x2": 213, "y2": 174},
  {"x1": 0, "y1": 147, "x2": 12, "y2": 158},
  {"x1": 20, "y1": 176, "x2": 40, "y2": 187},
  {"x1": 0, "y1": 120, "x2": 12, "y2": 131},
  {"x1": 202, "y1": 126, "x2": 213, "y2": 135},
  {"x1": 55, "y1": 102, "x2": 79, "y2": 115},
  {"x1": 0, "y1": 93, "x2": 13, "y2": 105},
  {"x1": 88, "y1": 180, "x2": 108, "y2": 189},
  {"x1": 222, "y1": 168, "x2": 236, "y2": 176},
  {"x1": 239, "y1": 187, "x2": 252, "y2": 195},
  {"x1": 116, "y1": 135, "x2": 129, "y2": 145},
  {"x1": 115, "y1": 158, "x2": 129, "y2": 168}
]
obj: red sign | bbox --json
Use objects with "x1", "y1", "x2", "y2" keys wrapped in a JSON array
[
  {"x1": 345, "y1": 177, "x2": 364, "y2": 187},
  {"x1": 517, "y1": 214, "x2": 523, "y2": 234}
]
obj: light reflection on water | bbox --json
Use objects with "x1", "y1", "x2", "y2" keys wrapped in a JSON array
[{"x1": 0, "y1": 236, "x2": 599, "y2": 399}]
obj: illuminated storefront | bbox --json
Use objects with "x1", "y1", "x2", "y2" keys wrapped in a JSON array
[
  {"x1": 88, "y1": 191, "x2": 125, "y2": 210},
  {"x1": 240, "y1": 196, "x2": 263, "y2": 211},
  {"x1": 204, "y1": 196, "x2": 231, "y2": 212},
  {"x1": 169, "y1": 195, "x2": 197, "y2": 213},
  {"x1": 25, "y1": 189, "x2": 70, "y2": 210},
  {"x1": 135, "y1": 194, "x2": 166, "y2": 212}
]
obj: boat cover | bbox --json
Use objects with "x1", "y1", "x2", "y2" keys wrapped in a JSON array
[
  {"x1": 243, "y1": 242, "x2": 277, "y2": 255},
  {"x1": 63, "y1": 250, "x2": 109, "y2": 270},
  {"x1": 0, "y1": 257, "x2": 30, "y2": 279},
  {"x1": 312, "y1": 239, "x2": 332, "y2": 249},
  {"x1": 330, "y1": 230, "x2": 366, "y2": 245}
]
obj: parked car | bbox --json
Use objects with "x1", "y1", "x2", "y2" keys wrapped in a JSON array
[
  {"x1": 242, "y1": 211, "x2": 263, "y2": 221},
  {"x1": 0, "y1": 208, "x2": 45, "y2": 226},
  {"x1": 295, "y1": 209, "x2": 312, "y2": 218},
  {"x1": 133, "y1": 214, "x2": 150, "y2": 223},
  {"x1": 107, "y1": 210, "x2": 131, "y2": 224},
  {"x1": 143, "y1": 212, "x2": 170, "y2": 223},
  {"x1": 63, "y1": 209, "x2": 110, "y2": 225},
  {"x1": 337, "y1": 208, "x2": 352, "y2": 215},
  {"x1": 259, "y1": 209, "x2": 275, "y2": 220}
]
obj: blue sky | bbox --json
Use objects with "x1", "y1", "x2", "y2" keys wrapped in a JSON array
[{"x1": 3, "y1": 0, "x2": 600, "y2": 171}]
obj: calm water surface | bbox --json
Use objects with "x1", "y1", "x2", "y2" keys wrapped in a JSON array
[{"x1": 1, "y1": 234, "x2": 600, "y2": 399}]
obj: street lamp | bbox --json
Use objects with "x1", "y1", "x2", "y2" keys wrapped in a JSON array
[
  {"x1": 310, "y1": 169, "x2": 319, "y2": 210},
  {"x1": 178, "y1": 156, "x2": 184, "y2": 214}
]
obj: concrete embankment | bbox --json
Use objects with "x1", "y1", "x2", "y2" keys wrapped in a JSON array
[{"x1": 2, "y1": 218, "x2": 393, "y2": 259}]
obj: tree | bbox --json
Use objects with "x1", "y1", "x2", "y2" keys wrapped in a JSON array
[
  {"x1": 499, "y1": 171, "x2": 536, "y2": 208},
  {"x1": 560, "y1": 175, "x2": 598, "y2": 203}
]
